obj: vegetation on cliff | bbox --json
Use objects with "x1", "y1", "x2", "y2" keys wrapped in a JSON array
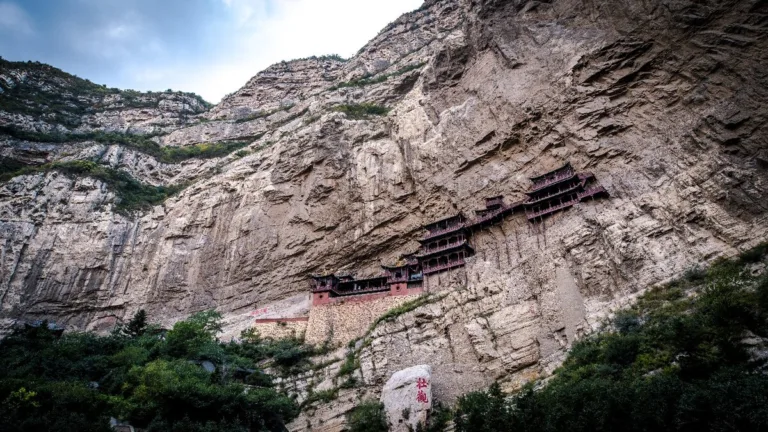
[
  {"x1": 0, "y1": 160, "x2": 184, "y2": 213},
  {"x1": 332, "y1": 103, "x2": 390, "y2": 119},
  {"x1": 329, "y1": 62, "x2": 425, "y2": 90},
  {"x1": 454, "y1": 246, "x2": 768, "y2": 432},
  {"x1": 0, "y1": 58, "x2": 211, "y2": 128},
  {"x1": 0, "y1": 310, "x2": 301, "y2": 432},
  {"x1": 0, "y1": 127, "x2": 254, "y2": 164}
]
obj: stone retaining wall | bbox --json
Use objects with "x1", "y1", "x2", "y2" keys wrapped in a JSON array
[
  {"x1": 305, "y1": 294, "x2": 422, "y2": 345},
  {"x1": 253, "y1": 320, "x2": 309, "y2": 340}
]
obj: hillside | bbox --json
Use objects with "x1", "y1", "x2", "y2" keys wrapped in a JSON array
[{"x1": 1, "y1": 0, "x2": 768, "y2": 429}]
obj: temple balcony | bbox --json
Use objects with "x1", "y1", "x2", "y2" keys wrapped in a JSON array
[
  {"x1": 416, "y1": 240, "x2": 470, "y2": 258},
  {"x1": 332, "y1": 284, "x2": 390, "y2": 296},
  {"x1": 578, "y1": 185, "x2": 608, "y2": 200},
  {"x1": 423, "y1": 258, "x2": 467, "y2": 275},
  {"x1": 468, "y1": 205, "x2": 510, "y2": 227},
  {"x1": 529, "y1": 170, "x2": 576, "y2": 193},
  {"x1": 526, "y1": 198, "x2": 578, "y2": 220},
  {"x1": 387, "y1": 275, "x2": 410, "y2": 284},
  {"x1": 485, "y1": 196, "x2": 504, "y2": 208},
  {"x1": 422, "y1": 223, "x2": 466, "y2": 241},
  {"x1": 524, "y1": 182, "x2": 582, "y2": 206}
]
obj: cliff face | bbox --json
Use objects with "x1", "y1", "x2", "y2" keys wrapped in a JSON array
[{"x1": 1, "y1": 0, "x2": 768, "y2": 418}]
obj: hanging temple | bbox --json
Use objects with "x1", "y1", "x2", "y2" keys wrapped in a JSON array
[{"x1": 309, "y1": 162, "x2": 609, "y2": 306}]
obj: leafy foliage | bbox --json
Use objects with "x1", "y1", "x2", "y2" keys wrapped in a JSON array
[
  {"x1": 0, "y1": 310, "x2": 301, "y2": 432},
  {"x1": 454, "y1": 245, "x2": 768, "y2": 432},
  {"x1": 346, "y1": 400, "x2": 388, "y2": 432}
]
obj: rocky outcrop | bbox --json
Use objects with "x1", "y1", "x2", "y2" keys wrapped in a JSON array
[
  {"x1": 381, "y1": 365, "x2": 433, "y2": 432},
  {"x1": 0, "y1": 59, "x2": 210, "y2": 135},
  {"x1": 2, "y1": 0, "x2": 768, "y2": 427}
]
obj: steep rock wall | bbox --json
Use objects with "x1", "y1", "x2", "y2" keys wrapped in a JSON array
[{"x1": 0, "y1": 2, "x2": 767, "y2": 423}]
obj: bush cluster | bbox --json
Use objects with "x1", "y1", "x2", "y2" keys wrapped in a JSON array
[
  {"x1": 454, "y1": 246, "x2": 768, "y2": 432},
  {"x1": 0, "y1": 310, "x2": 302, "y2": 432},
  {"x1": 332, "y1": 103, "x2": 390, "y2": 120}
]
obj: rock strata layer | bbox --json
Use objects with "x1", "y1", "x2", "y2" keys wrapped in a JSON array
[{"x1": 1, "y1": 0, "x2": 768, "y2": 427}]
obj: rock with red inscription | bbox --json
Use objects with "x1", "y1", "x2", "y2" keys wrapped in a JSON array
[{"x1": 380, "y1": 364, "x2": 432, "y2": 432}]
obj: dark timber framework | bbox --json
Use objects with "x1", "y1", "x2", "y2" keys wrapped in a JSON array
[{"x1": 309, "y1": 162, "x2": 609, "y2": 305}]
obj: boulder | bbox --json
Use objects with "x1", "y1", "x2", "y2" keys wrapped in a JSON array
[{"x1": 380, "y1": 364, "x2": 432, "y2": 432}]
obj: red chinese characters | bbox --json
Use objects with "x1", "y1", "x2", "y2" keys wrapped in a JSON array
[
  {"x1": 416, "y1": 378, "x2": 429, "y2": 403},
  {"x1": 249, "y1": 308, "x2": 269, "y2": 317}
]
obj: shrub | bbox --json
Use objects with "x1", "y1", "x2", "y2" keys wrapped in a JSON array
[
  {"x1": 346, "y1": 400, "x2": 388, "y2": 432},
  {"x1": 0, "y1": 309, "x2": 299, "y2": 432},
  {"x1": 332, "y1": 103, "x2": 389, "y2": 120},
  {"x1": 452, "y1": 244, "x2": 768, "y2": 432}
]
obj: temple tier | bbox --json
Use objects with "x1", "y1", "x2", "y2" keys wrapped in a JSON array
[{"x1": 309, "y1": 162, "x2": 609, "y2": 305}]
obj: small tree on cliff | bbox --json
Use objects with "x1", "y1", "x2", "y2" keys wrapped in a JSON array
[{"x1": 124, "y1": 309, "x2": 148, "y2": 338}]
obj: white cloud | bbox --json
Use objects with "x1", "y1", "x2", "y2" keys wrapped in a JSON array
[
  {"x1": 0, "y1": 2, "x2": 34, "y2": 35},
  {"x1": 161, "y1": 0, "x2": 424, "y2": 102}
]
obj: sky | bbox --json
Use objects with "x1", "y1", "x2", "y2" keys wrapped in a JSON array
[{"x1": 0, "y1": 0, "x2": 424, "y2": 102}]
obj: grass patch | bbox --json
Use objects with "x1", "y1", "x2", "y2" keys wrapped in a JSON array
[
  {"x1": 337, "y1": 351, "x2": 359, "y2": 377},
  {"x1": 302, "y1": 388, "x2": 339, "y2": 407},
  {"x1": 332, "y1": 103, "x2": 390, "y2": 120},
  {"x1": 367, "y1": 294, "x2": 439, "y2": 333},
  {"x1": 329, "y1": 62, "x2": 425, "y2": 90},
  {"x1": 0, "y1": 127, "x2": 257, "y2": 163}
]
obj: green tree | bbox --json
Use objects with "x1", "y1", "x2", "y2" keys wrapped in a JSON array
[{"x1": 124, "y1": 309, "x2": 148, "y2": 337}]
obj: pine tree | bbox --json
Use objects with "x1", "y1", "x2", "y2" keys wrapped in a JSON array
[{"x1": 123, "y1": 309, "x2": 147, "y2": 338}]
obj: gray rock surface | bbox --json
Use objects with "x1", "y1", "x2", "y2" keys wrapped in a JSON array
[
  {"x1": 1, "y1": 0, "x2": 768, "y2": 427},
  {"x1": 381, "y1": 365, "x2": 433, "y2": 432}
]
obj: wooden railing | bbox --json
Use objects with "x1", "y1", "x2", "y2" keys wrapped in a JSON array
[
  {"x1": 387, "y1": 275, "x2": 410, "y2": 283},
  {"x1": 526, "y1": 199, "x2": 577, "y2": 220},
  {"x1": 485, "y1": 197, "x2": 504, "y2": 208},
  {"x1": 416, "y1": 240, "x2": 468, "y2": 257},
  {"x1": 530, "y1": 171, "x2": 576, "y2": 192},
  {"x1": 524, "y1": 183, "x2": 581, "y2": 206},
  {"x1": 332, "y1": 285, "x2": 389, "y2": 296},
  {"x1": 422, "y1": 223, "x2": 466, "y2": 240},
  {"x1": 423, "y1": 259, "x2": 466, "y2": 275}
]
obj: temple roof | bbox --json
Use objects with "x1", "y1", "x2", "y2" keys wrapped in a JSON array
[{"x1": 529, "y1": 162, "x2": 572, "y2": 182}]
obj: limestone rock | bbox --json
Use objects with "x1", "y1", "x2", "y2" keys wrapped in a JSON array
[
  {"x1": 381, "y1": 365, "x2": 433, "y2": 432},
  {"x1": 2, "y1": 0, "x2": 768, "y2": 427}
]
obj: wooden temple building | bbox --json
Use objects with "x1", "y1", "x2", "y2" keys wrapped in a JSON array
[
  {"x1": 310, "y1": 162, "x2": 609, "y2": 306},
  {"x1": 522, "y1": 162, "x2": 609, "y2": 222}
]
